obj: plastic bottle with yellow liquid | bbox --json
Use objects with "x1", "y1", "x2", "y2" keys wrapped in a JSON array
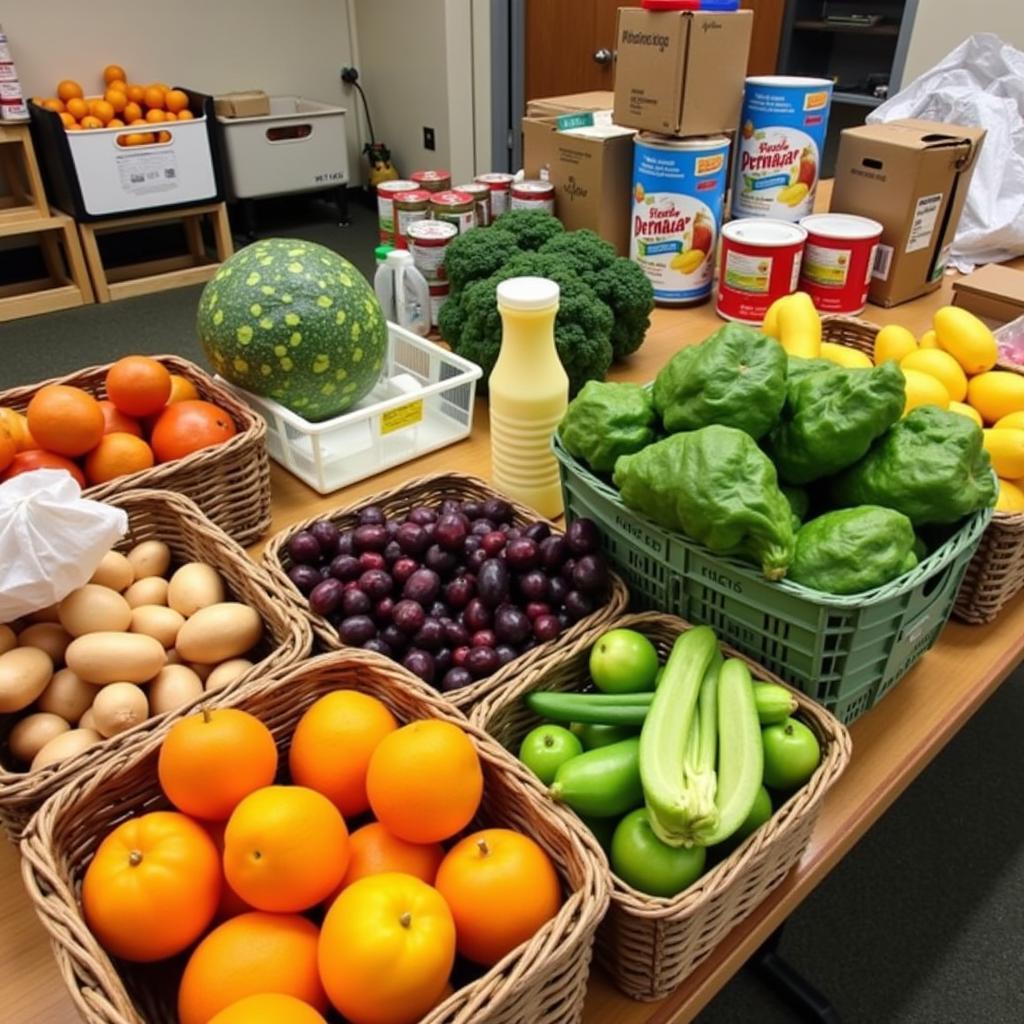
[{"x1": 489, "y1": 277, "x2": 568, "y2": 518}]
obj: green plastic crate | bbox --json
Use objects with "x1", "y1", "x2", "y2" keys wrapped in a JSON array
[{"x1": 553, "y1": 434, "x2": 992, "y2": 724}]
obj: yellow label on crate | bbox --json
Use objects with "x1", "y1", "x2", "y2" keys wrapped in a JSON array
[{"x1": 380, "y1": 399, "x2": 423, "y2": 435}]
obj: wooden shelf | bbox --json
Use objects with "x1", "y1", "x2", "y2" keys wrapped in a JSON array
[{"x1": 794, "y1": 18, "x2": 899, "y2": 36}]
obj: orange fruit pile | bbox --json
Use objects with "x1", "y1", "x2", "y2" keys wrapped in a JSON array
[
  {"x1": 0, "y1": 356, "x2": 236, "y2": 488},
  {"x1": 80, "y1": 691, "x2": 564, "y2": 1024},
  {"x1": 33, "y1": 64, "x2": 194, "y2": 146}
]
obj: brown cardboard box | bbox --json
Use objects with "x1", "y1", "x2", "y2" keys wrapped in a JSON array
[
  {"x1": 214, "y1": 90, "x2": 271, "y2": 118},
  {"x1": 522, "y1": 116, "x2": 635, "y2": 255},
  {"x1": 526, "y1": 92, "x2": 615, "y2": 118},
  {"x1": 612, "y1": 8, "x2": 752, "y2": 136},
  {"x1": 830, "y1": 118, "x2": 986, "y2": 307},
  {"x1": 952, "y1": 264, "x2": 1024, "y2": 325}
]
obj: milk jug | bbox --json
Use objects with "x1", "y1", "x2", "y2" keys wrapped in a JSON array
[{"x1": 374, "y1": 249, "x2": 430, "y2": 336}]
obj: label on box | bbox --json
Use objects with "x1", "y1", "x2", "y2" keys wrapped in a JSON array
[
  {"x1": 556, "y1": 111, "x2": 595, "y2": 131},
  {"x1": 380, "y1": 400, "x2": 423, "y2": 435},
  {"x1": 906, "y1": 192, "x2": 943, "y2": 253},
  {"x1": 116, "y1": 150, "x2": 180, "y2": 196},
  {"x1": 0, "y1": 63, "x2": 18, "y2": 83},
  {"x1": 872, "y1": 243, "x2": 894, "y2": 281},
  {"x1": 802, "y1": 243, "x2": 850, "y2": 288},
  {"x1": 725, "y1": 250, "x2": 772, "y2": 293}
]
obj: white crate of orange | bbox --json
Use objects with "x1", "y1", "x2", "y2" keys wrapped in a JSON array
[{"x1": 29, "y1": 63, "x2": 218, "y2": 217}]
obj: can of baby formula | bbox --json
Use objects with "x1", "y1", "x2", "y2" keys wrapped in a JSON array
[
  {"x1": 732, "y1": 76, "x2": 833, "y2": 222},
  {"x1": 798, "y1": 213, "x2": 883, "y2": 314},
  {"x1": 630, "y1": 132, "x2": 730, "y2": 306},
  {"x1": 716, "y1": 218, "x2": 807, "y2": 324}
]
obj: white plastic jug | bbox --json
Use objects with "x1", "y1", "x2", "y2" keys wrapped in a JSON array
[{"x1": 374, "y1": 250, "x2": 431, "y2": 337}]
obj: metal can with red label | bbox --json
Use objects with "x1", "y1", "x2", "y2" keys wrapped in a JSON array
[
  {"x1": 407, "y1": 219, "x2": 458, "y2": 283},
  {"x1": 475, "y1": 172, "x2": 516, "y2": 218},
  {"x1": 430, "y1": 190, "x2": 477, "y2": 235},
  {"x1": 716, "y1": 218, "x2": 807, "y2": 324},
  {"x1": 392, "y1": 189, "x2": 433, "y2": 249},
  {"x1": 376, "y1": 179, "x2": 417, "y2": 243},
  {"x1": 411, "y1": 169, "x2": 452, "y2": 193},
  {"x1": 454, "y1": 182, "x2": 492, "y2": 227},
  {"x1": 429, "y1": 282, "x2": 450, "y2": 328},
  {"x1": 798, "y1": 213, "x2": 883, "y2": 314},
  {"x1": 510, "y1": 179, "x2": 555, "y2": 214}
]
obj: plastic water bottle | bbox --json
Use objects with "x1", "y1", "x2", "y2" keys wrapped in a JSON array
[
  {"x1": 489, "y1": 277, "x2": 568, "y2": 518},
  {"x1": 374, "y1": 250, "x2": 430, "y2": 336}
]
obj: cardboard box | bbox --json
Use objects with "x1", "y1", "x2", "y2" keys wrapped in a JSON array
[
  {"x1": 952, "y1": 264, "x2": 1024, "y2": 326},
  {"x1": 526, "y1": 91, "x2": 614, "y2": 118},
  {"x1": 522, "y1": 116, "x2": 635, "y2": 255},
  {"x1": 612, "y1": 8, "x2": 752, "y2": 136},
  {"x1": 214, "y1": 90, "x2": 271, "y2": 118},
  {"x1": 830, "y1": 118, "x2": 986, "y2": 307}
]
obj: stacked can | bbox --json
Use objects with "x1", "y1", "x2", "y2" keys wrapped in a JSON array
[
  {"x1": 411, "y1": 169, "x2": 451, "y2": 193},
  {"x1": 0, "y1": 25, "x2": 29, "y2": 121},
  {"x1": 376, "y1": 180, "x2": 417, "y2": 244},
  {"x1": 407, "y1": 220, "x2": 457, "y2": 328}
]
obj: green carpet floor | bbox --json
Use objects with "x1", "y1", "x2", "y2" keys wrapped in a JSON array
[{"x1": 3, "y1": 197, "x2": 1022, "y2": 1023}]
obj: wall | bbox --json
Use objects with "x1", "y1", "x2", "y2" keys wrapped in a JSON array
[
  {"x1": 902, "y1": 0, "x2": 1024, "y2": 82},
  {"x1": 2, "y1": 0, "x2": 364, "y2": 181}
]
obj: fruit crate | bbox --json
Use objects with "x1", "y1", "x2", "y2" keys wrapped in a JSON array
[
  {"x1": 472, "y1": 611, "x2": 851, "y2": 1000},
  {"x1": 824, "y1": 314, "x2": 1024, "y2": 625},
  {"x1": 0, "y1": 354, "x2": 272, "y2": 545},
  {"x1": 553, "y1": 431, "x2": 992, "y2": 724},
  {"x1": 219, "y1": 323, "x2": 482, "y2": 494},
  {"x1": 0, "y1": 488, "x2": 312, "y2": 841},
  {"x1": 21, "y1": 648, "x2": 609, "y2": 1024},
  {"x1": 261, "y1": 473, "x2": 629, "y2": 711}
]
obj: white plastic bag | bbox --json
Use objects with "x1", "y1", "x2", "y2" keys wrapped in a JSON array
[
  {"x1": 867, "y1": 33, "x2": 1024, "y2": 271},
  {"x1": 0, "y1": 470, "x2": 128, "y2": 622}
]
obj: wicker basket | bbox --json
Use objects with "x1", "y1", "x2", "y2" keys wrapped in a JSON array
[
  {"x1": 0, "y1": 355, "x2": 272, "y2": 545},
  {"x1": 21, "y1": 648, "x2": 610, "y2": 1024},
  {"x1": 822, "y1": 314, "x2": 1024, "y2": 624},
  {"x1": 472, "y1": 611, "x2": 851, "y2": 1001},
  {"x1": 262, "y1": 472, "x2": 629, "y2": 710},
  {"x1": 0, "y1": 489, "x2": 312, "y2": 841}
]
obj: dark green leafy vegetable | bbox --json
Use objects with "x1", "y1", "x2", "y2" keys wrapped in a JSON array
[
  {"x1": 786, "y1": 356, "x2": 835, "y2": 383},
  {"x1": 790, "y1": 505, "x2": 917, "y2": 594},
  {"x1": 781, "y1": 485, "x2": 809, "y2": 524},
  {"x1": 830, "y1": 406, "x2": 997, "y2": 525},
  {"x1": 652, "y1": 323, "x2": 787, "y2": 440},
  {"x1": 613, "y1": 426, "x2": 795, "y2": 579},
  {"x1": 559, "y1": 381, "x2": 657, "y2": 472}
]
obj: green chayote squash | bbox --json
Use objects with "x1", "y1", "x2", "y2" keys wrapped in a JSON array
[
  {"x1": 558, "y1": 381, "x2": 657, "y2": 473},
  {"x1": 766, "y1": 361, "x2": 905, "y2": 485},
  {"x1": 831, "y1": 406, "x2": 996, "y2": 525},
  {"x1": 781, "y1": 484, "x2": 809, "y2": 529},
  {"x1": 652, "y1": 323, "x2": 786, "y2": 440},
  {"x1": 612, "y1": 425, "x2": 795, "y2": 579},
  {"x1": 790, "y1": 506, "x2": 917, "y2": 594}
]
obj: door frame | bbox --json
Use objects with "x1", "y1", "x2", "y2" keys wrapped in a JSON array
[{"x1": 489, "y1": 0, "x2": 525, "y2": 172}]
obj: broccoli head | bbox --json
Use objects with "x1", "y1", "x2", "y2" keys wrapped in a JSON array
[
  {"x1": 583, "y1": 257, "x2": 654, "y2": 361},
  {"x1": 539, "y1": 229, "x2": 617, "y2": 276},
  {"x1": 454, "y1": 252, "x2": 613, "y2": 396},
  {"x1": 491, "y1": 209, "x2": 564, "y2": 250},
  {"x1": 442, "y1": 227, "x2": 521, "y2": 295},
  {"x1": 437, "y1": 287, "x2": 468, "y2": 348}
]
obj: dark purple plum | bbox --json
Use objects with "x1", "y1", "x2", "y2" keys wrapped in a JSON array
[
  {"x1": 461, "y1": 500, "x2": 486, "y2": 520},
  {"x1": 375, "y1": 597, "x2": 395, "y2": 623},
  {"x1": 391, "y1": 557, "x2": 419, "y2": 586},
  {"x1": 329, "y1": 554, "x2": 361, "y2": 582},
  {"x1": 572, "y1": 554, "x2": 609, "y2": 596},
  {"x1": 471, "y1": 629, "x2": 497, "y2": 649},
  {"x1": 358, "y1": 505, "x2": 387, "y2": 526},
  {"x1": 539, "y1": 535, "x2": 569, "y2": 571},
  {"x1": 288, "y1": 531, "x2": 322, "y2": 566},
  {"x1": 505, "y1": 527, "x2": 523, "y2": 540},
  {"x1": 386, "y1": 520, "x2": 401, "y2": 540},
  {"x1": 533, "y1": 614, "x2": 562, "y2": 642},
  {"x1": 383, "y1": 541, "x2": 403, "y2": 564},
  {"x1": 495, "y1": 644, "x2": 518, "y2": 666},
  {"x1": 381, "y1": 624, "x2": 409, "y2": 654},
  {"x1": 339, "y1": 615, "x2": 377, "y2": 645},
  {"x1": 413, "y1": 617, "x2": 445, "y2": 651},
  {"x1": 309, "y1": 520, "x2": 340, "y2": 553},
  {"x1": 558, "y1": 611, "x2": 571, "y2": 629},
  {"x1": 441, "y1": 667, "x2": 474, "y2": 691},
  {"x1": 341, "y1": 588, "x2": 372, "y2": 618},
  {"x1": 392, "y1": 599, "x2": 426, "y2": 635},
  {"x1": 548, "y1": 576, "x2": 570, "y2": 608},
  {"x1": 523, "y1": 521, "x2": 551, "y2": 543},
  {"x1": 564, "y1": 590, "x2": 595, "y2": 622},
  {"x1": 444, "y1": 620, "x2": 470, "y2": 648},
  {"x1": 466, "y1": 646, "x2": 500, "y2": 678},
  {"x1": 309, "y1": 578, "x2": 344, "y2": 617},
  {"x1": 477, "y1": 559, "x2": 510, "y2": 608},
  {"x1": 525, "y1": 601, "x2": 552, "y2": 621},
  {"x1": 429, "y1": 601, "x2": 449, "y2": 621},
  {"x1": 437, "y1": 498, "x2": 461, "y2": 517},
  {"x1": 464, "y1": 598, "x2": 491, "y2": 633},
  {"x1": 560, "y1": 558, "x2": 577, "y2": 582},
  {"x1": 505, "y1": 537, "x2": 539, "y2": 571},
  {"x1": 422, "y1": 521, "x2": 437, "y2": 540},
  {"x1": 467, "y1": 548, "x2": 489, "y2": 572},
  {"x1": 470, "y1": 519, "x2": 496, "y2": 536},
  {"x1": 320, "y1": 566, "x2": 333, "y2": 578},
  {"x1": 359, "y1": 569, "x2": 394, "y2": 602},
  {"x1": 566, "y1": 518, "x2": 601, "y2": 555},
  {"x1": 424, "y1": 544, "x2": 458, "y2": 575},
  {"x1": 481, "y1": 531, "x2": 507, "y2": 557},
  {"x1": 288, "y1": 564, "x2": 322, "y2": 595},
  {"x1": 407, "y1": 506, "x2": 437, "y2": 526},
  {"x1": 362, "y1": 637, "x2": 392, "y2": 656},
  {"x1": 517, "y1": 570, "x2": 549, "y2": 602},
  {"x1": 435, "y1": 648, "x2": 453, "y2": 675},
  {"x1": 483, "y1": 498, "x2": 513, "y2": 523},
  {"x1": 452, "y1": 646, "x2": 471, "y2": 667},
  {"x1": 335, "y1": 531, "x2": 355, "y2": 557},
  {"x1": 353, "y1": 523, "x2": 388, "y2": 553},
  {"x1": 403, "y1": 568, "x2": 441, "y2": 605},
  {"x1": 396, "y1": 522, "x2": 429, "y2": 556},
  {"x1": 444, "y1": 577, "x2": 475, "y2": 610},
  {"x1": 403, "y1": 649, "x2": 436, "y2": 685},
  {"x1": 464, "y1": 535, "x2": 481, "y2": 554},
  {"x1": 359, "y1": 551, "x2": 387, "y2": 572},
  {"x1": 494, "y1": 606, "x2": 531, "y2": 646}
]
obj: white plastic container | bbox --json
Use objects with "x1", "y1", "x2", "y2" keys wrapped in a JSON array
[
  {"x1": 219, "y1": 323, "x2": 482, "y2": 494},
  {"x1": 374, "y1": 250, "x2": 431, "y2": 337},
  {"x1": 216, "y1": 96, "x2": 348, "y2": 199}
]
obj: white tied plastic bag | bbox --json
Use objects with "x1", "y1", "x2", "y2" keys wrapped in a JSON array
[
  {"x1": 0, "y1": 470, "x2": 128, "y2": 622},
  {"x1": 867, "y1": 33, "x2": 1024, "y2": 271}
]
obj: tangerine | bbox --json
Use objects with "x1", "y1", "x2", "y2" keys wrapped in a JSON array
[
  {"x1": 84, "y1": 432, "x2": 154, "y2": 484},
  {"x1": 341, "y1": 821, "x2": 444, "y2": 889},
  {"x1": 103, "y1": 64, "x2": 127, "y2": 85},
  {"x1": 143, "y1": 85, "x2": 166, "y2": 109},
  {"x1": 106, "y1": 117, "x2": 124, "y2": 129},
  {"x1": 104, "y1": 89, "x2": 127, "y2": 113},
  {"x1": 145, "y1": 108, "x2": 166, "y2": 124},
  {"x1": 40, "y1": 97, "x2": 65, "y2": 113},
  {"x1": 204, "y1": 820, "x2": 253, "y2": 919},
  {"x1": 58, "y1": 112, "x2": 76, "y2": 128},
  {"x1": 150, "y1": 399, "x2": 236, "y2": 463},
  {"x1": 57, "y1": 80, "x2": 83, "y2": 102},
  {"x1": 89, "y1": 99, "x2": 115, "y2": 124},
  {"x1": 366, "y1": 720, "x2": 483, "y2": 844},
  {"x1": 0, "y1": 427, "x2": 15, "y2": 474},
  {"x1": 157, "y1": 130, "x2": 171, "y2": 143},
  {"x1": 123, "y1": 100, "x2": 142, "y2": 122},
  {"x1": 26, "y1": 384, "x2": 104, "y2": 456},
  {"x1": 175, "y1": 109, "x2": 195, "y2": 121},
  {"x1": 208, "y1": 994, "x2": 327, "y2": 1024},
  {"x1": 178, "y1": 912, "x2": 328, "y2": 1024},
  {"x1": 289, "y1": 690, "x2": 397, "y2": 816},
  {"x1": 97, "y1": 399, "x2": 142, "y2": 436},
  {"x1": 105, "y1": 355, "x2": 172, "y2": 417},
  {"x1": 65, "y1": 97, "x2": 89, "y2": 120},
  {"x1": 158, "y1": 708, "x2": 278, "y2": 820},
  {"x1": 107, "y1": 78, "x2": 127, "y2": 93},
  {"x1": 66, "y1": 123, "x2": 83, "y2": 131},
  {"x1": 0, "y1": 408, "x2": 34, "y2": 451},
  {"x1": 165, "y1": 88, "x2": 189, "y2": 113},
  {"x1": 223, "y1": 785, "x2": 350, "y2": 912},
  {"x1": 168, "y1": 374, "x2": 199, "y2": 403},
  {"x1": 125, "y1": 83, "x2": 145, "y2": 104},
  {"x1": 79, "y1": 116, "x2": 103, "y2": 130},
  {"x1": 2, "y1": 450, "x2": 85, "y2": 487}
]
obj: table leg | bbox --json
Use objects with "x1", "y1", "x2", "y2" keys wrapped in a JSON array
[
  {"x1": 749, "y1": 925, "x2": 842, "y2": 1023},
  {"x1": 334, "y1": 186, "x2": 350, "y2": 227}
]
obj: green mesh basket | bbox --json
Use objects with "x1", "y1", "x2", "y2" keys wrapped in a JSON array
[{"x1": 553, "y1": 434, "x2": 992, "y2": 724}]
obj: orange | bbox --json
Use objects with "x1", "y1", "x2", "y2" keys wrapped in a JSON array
[
  {"x1": 319, "y1": 873, "x2": 455, "y2": 1024},
  {"x1": 165, "y1": 88, "x2": 189, "y2": 113},
  {"x1": 178, "y1": 912, "x2": 328, "y2": 1024},
  {"x1": 163, "y1": 111, "x2": 177, "y2": 121},
  {"x1": 79, "y1": 115, "x2": 103, "y2": 130},
  {"x1": 129, "y1": 117, "x2": 149, "y2": 126},
  {"x1": 104, "y1": 89, "x2": 127, "y2": 113},
  {"x1": 106, "y1": 117, "x2": 125, "y2": 129},
  {"x1": 120, "y1": 133, "x2": 148, "y2": 147},
  {"x1": 168, "y1": 374, "x2": 199, "y2": 403},
  {"x1": 209, "y1": 994, "x2": 327, "y2": 1024},
  {"x1": 123, "y1": 100, "x2": 142, "y2": 122},
  {"x1": 175, "y1": 108, "x2": 195, "y2": 121},
  {"x1": 105, "y1": 354, "x2": 172, "y2": 417},
  {"x1": 58, "y1": 111, "x2": 77, "y2": 128},
  {"x1": 84, "y1": 432, "x2": 154, "y2": 484},
  {"x1": 103, "y1": 64, "x2": 127, "y2": 85},
  {"x1": 107, "y1": 78, "x2": 127, "y2": 93},
  {"x1": 97, "y1": 399, "x2": 142, "y2": 436},
  {"x1": 26, "y1": 384, "x2": 104, "y2": 456},
  {"x1": 57, "y1": 80, "x2": 83, "y2": 102},
  {"x1": 340, "y1": 822, "x2": 444, "y2": 889},
  {"x1": 88, "y1": 99, "x2": 115, "y2": 124},
  {"x1": 40, "y1": 97, "x2": 65, "y2": 113},
  {"x1": 66, "y1": 123, "x2": 83, "y2": 131},
  {"x1": 125, "y1": 83, "x2": 145, "y2": 104},
  {"x1": 150, "y1": 399, "x2": 236, "y2": 462},
  {"x1": 289, "y1": 691, "x2": 397, "y2": 816},
  {"x1": 224, "y1": 785, "x2": 350, "y2": 912},
  {"x1": 0, "y1": 408, "x2": 34, "y2": 451},
  {"x1": 204, "y1": 820, "x2": 253, "y2": 920},
  {"x1": 158, "y1": 708, "x2": 278, "y2": 820},
  {"x1": 0, "y1": 427, "x2": 15, "y2": 474},
  {"x1": 81, "y1": 811, "x2": 221, "y2": 962},
  {"x1": 157, "y1": 130, "x2": 171, "y2": 143},
  {"x1": 143, "y1": 85, "x2": 166, "y2": 109},
  {"x1": 2, "y1": 450, "x2": 86, "y2": 487},
  {"x1": 145, "y1": 108, "x2": 166, "y2": 123},
  {"x1": 367, "y1": 720, "x2": 483, "y2": 844},
  {"x1": 65, "y1": 97, "x2": 89, "y2": 120}
]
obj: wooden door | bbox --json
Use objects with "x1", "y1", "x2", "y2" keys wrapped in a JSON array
[
  {"x1": 740, "y1": 0, "x2": 785, "y2": 76},
  {"x1": 525, "y1": 0, "x2": 622, "y2": 101}
]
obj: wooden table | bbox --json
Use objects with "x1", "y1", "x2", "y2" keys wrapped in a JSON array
[{"x1": 4, "y1": 214, "x2": 1024, "y2": 1024}]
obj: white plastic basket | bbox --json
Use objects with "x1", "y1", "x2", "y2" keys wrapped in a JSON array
[{"x1": 219, "y1": 324, "x2": 482, "y2": 494}]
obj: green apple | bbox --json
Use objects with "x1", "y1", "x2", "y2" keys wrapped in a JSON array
[{"x1": 589, "y1": 628, "x2": 660, "y2": 694}]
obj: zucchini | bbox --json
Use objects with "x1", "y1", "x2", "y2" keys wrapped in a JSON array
[{"x1": 549, "y1": 737, "x2": 642, "y2": 818}]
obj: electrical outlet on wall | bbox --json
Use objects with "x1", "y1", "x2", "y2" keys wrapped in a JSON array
[{"x1": 423, "y1": 126, "x2": 436, "y2": 151}]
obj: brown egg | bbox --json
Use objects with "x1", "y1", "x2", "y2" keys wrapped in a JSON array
[
  {"x1": 0, "y1": 624, "x2": 16, "y2": 656},
  {"x1": 126, "y1": 540, "x2": 171, "y2": 579},
  {"x1": 89, "y1": 550, "x2": 135, "y2": 592},
  {"x1": 0, "y1": 647, "x2": 53, "y2": 713},
  {"x1": 65, "y1": 632, "x2": 166, "y2": 685},
  {"x1": 123, "y1": 576, "x2": 169, "y2": 609},
  {"x1": 25, "y1": 604, "x2": 60, "y2": 624},
  {"x1": 148, "y1": 665, "x2": 204, "y2": 715},
  {"x1": 9, "y1": 713, "x2": 70, "y2": 764},
  {"x1": 78, "y1": 707, "x2": 98, "y2": 730},
  {"x1": 167, "y1": 562, "x2": 225, "y2": 618},
  {"x1": 204, "y1": 658, "x2": 254, "y2": 692},
  {"x1": 31, "y1": 728, "x2": 101, "y2": 772},
  {"x1": 175, "y1": 604, "x2": 263, "y2": 664},
  {"x1": 58, "y1": 585, "x2": 133, "y2": 637},
  {"x1": 18, "y1": 622, "x2": 73, "y2": 665},
  {"x1": 91, "y1": 683, "x2": 149, "y2": 738},
  {"x1": 129, "y1": 605, "x2": 185, "y2": 649},
  {"x1": 38, "y1": 668, "x2": 94, "y2": 722}
]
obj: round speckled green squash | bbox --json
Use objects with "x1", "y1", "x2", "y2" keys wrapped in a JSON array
[{"x1": 197, "y1": 237, "x2": 387, "y2": 421}]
